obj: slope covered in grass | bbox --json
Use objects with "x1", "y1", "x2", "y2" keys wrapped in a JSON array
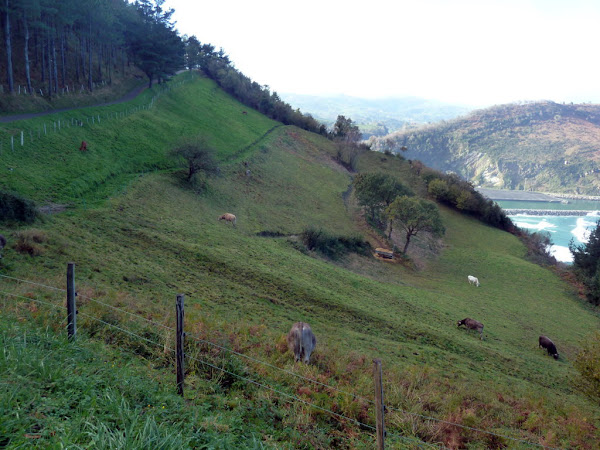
[
  {"x1": 1, "y1": 73, "x2": 600, "y2": 448},
  {"x1": 0, "y1": 310, "x2": 299, "y2": 449},
  {"x1": 0, "y1": 72, "x2": 278, "y2": 205}
]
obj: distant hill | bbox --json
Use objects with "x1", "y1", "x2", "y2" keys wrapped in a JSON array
[
  {"x1": 370, "y1": 100, "x2": 600, "y2": 195},
  {"x1": 280, "y1": 93, "x2": 472, "y2": 138}
]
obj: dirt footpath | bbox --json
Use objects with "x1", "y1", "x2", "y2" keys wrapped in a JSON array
[{"x1": 0, "y1": 83, "x2": 148, "y2": 124}]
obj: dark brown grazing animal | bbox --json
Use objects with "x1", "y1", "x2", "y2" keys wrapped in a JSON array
[
  {"x1": 79, "y1": 141, "x2": 88, "y2": 151},
  {"x1": 0, "y1": 234, "x2": 5, "y2": 258},
  {"x1": 457, "y1": 318, "x2": 484, "y2": 340},
  {"x1": 287, "y1": 322, "x2": 317, "y2": 363},
  {"x1": 539, "y1": 335, "x2": 559, "y2": 360}
]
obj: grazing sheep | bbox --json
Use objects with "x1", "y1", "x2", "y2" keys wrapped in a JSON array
[
  {"x1": 539, "y1": 335, "x2": 559, "y2": 360},
  {"x1": 457, "y1": 317, "x2": 484, "y2": 340},
  {"x1": 467, "y1": 275, "x2": 480, "y2": 287},
  {"x1": 218, "y1": 213, "x2": 236, "y2": 227},
  {"x1": 287, "y1": 322, "x2": 317, "y2": 364},
  {"x1": 0, "y1": 234, "x2": 5, "y2": 258}
]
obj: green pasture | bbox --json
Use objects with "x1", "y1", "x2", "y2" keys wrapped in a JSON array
[
  {"x1": 1, "y1": 73, "x2": 599, "y2": 448},
  {"x1": 0, "y1": 72, "x2": 277, "y2": 205},
  {"x1": 0, "y1": 312, "x2": 291, "y2": 449}
]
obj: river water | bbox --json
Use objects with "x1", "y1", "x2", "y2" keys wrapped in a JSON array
[{"x1": 496, "y1": 199, "x2": 600, "y2": 263}]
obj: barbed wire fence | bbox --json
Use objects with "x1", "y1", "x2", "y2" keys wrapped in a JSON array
[
  {"x1": 0, "y1": 73, "x2": 198, "y2": 157},
  {"x1": 0, "y1": 268, "x2": 560, "y2": 449}
]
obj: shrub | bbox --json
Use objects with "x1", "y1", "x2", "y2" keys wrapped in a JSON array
[
  {"x1": 427, "y1": 178, "x2": 449, "y2": 201},
  {"x1": 518, "y1": 229, "x2": 557, "y2": 266},
  {"x1": 0, "y1": 190, "x2": 37, "y2": 224},
  {"x1": 301, "y1": 227, "x2": 371, "y2": 259},
  {"x1": 574, "y1": 331, "x2": 600, "y2": 399},
  {"x1": 256, "y1": 231, "x2": 287, "y2": 237}
]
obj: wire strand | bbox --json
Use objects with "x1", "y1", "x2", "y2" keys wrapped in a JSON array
[
  {"x1": 75, "y1": 311, "x2": 444, "y2": 448},
  {"x1": 0, "y1": 277, "x2": 564, "y2": 449},
  {"x1": 186, "y1": 331, "x2": 374, "y2": 404},
  {"x1": 0, "y1": 274, "x2": 65, "y2": 292},
  {"x1": 77, "y1": 292, "x2": 174, "y2": 331},
  {"x1": 0, "y1": 290, "x2": 63, "y2": 312},
  {"x1": 0, "y1": 274, "x2": 174, "y2": 331},
  {"x1": 183, "y1": 349, "x2": 436, "y2": 449},
  {"x1": 384, "y1": 404, "x2": 558, "y2": 449}
]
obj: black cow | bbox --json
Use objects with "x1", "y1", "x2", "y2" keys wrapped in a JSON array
[
  {"x1": 539, "y1": 335, "x2": 559, "y2": 360},
  {"x1": 457, "y1": 318, "x2": 484, "y2": 340}
]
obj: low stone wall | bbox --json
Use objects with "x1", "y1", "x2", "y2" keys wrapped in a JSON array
[
  {"x1": 477, "y1": 188, "x2": 600, "y2": 202},
  {"x1": 541, "y1": 192, "x2": 600, "y2": 201},
  {"x1": 504, "y1": 209, "x2": 596, "y2": 216},
  {"x1": 477, "y1": 188, "x2": 561, "y2": 202}
]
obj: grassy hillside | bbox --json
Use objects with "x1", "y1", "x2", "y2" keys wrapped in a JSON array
[
  {"x1": 0, "y1": 312, "x2": 281, "y2": 448},
  {"x1": 1, "y1": 74, "x2": 600, "y2": 448},
  {"x1": 371, "y1": 101, "x2": 600, "y2": 195}
]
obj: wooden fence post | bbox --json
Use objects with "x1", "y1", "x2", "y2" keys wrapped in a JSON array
[
  {"x1": 373, "y1": 358, "x2": 385, "y2": 449},
  {"x1": 176, "y1": 294, "x2": 185, "y2": 396},
  {"x1": 67, "y1": 262, "x2": 76, "y2": 339}
]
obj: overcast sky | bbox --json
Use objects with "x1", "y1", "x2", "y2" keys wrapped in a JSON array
[{"x1": 163, "y1": 0, "x2": 600, "y2": 108}]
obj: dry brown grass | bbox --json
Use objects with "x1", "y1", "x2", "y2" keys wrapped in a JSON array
[{"x1": 13, "y1": 229, "x2": 48, "y2": 256}]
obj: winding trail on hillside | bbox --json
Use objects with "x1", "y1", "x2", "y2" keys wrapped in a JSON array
[
  {"x1": 231, "y1": 125, "x2": 283, "y2": 160},
  {"x1": 339, "y1": 166, "x2": 391, "y2": 251},
  {"x1": 0, "y1": 82, "x2": 149, "y2": 123}
]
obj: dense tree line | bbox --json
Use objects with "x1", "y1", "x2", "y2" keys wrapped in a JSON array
[
  {"x1": 2, "y1": 1, "x2": 331, "y2": 135},
  {"x1": 570, "y1": 222, "x2": 600, "y2": 305},
  {"x1": 0, "y1": 0, "x2": 183, "y2": 96},
  {"x1": 182, "y1": 37, "x2": 327, "y2": 135},
  {"x1": 421, "y1": 168, "x2": 514, "y2": 232}
]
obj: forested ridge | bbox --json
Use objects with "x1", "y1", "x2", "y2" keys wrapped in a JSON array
[
  {"x1": 0, "y1": 0, "x2": 183, "y2": 97},
  {"x1": 0, "y1": 0, "x2": 327, "y2": 134},
  {"x1": 370, "y1": 100, "x2": 600, "y2": 194}
]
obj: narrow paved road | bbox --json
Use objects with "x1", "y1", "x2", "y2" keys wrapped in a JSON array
[{"x1": 0, "y1": 82, "x2": 148, "y2": 124}]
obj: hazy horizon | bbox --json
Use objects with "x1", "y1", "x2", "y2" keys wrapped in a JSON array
[{"x1": 165, "y1": 0, "x2": 600, "y2": 108}]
